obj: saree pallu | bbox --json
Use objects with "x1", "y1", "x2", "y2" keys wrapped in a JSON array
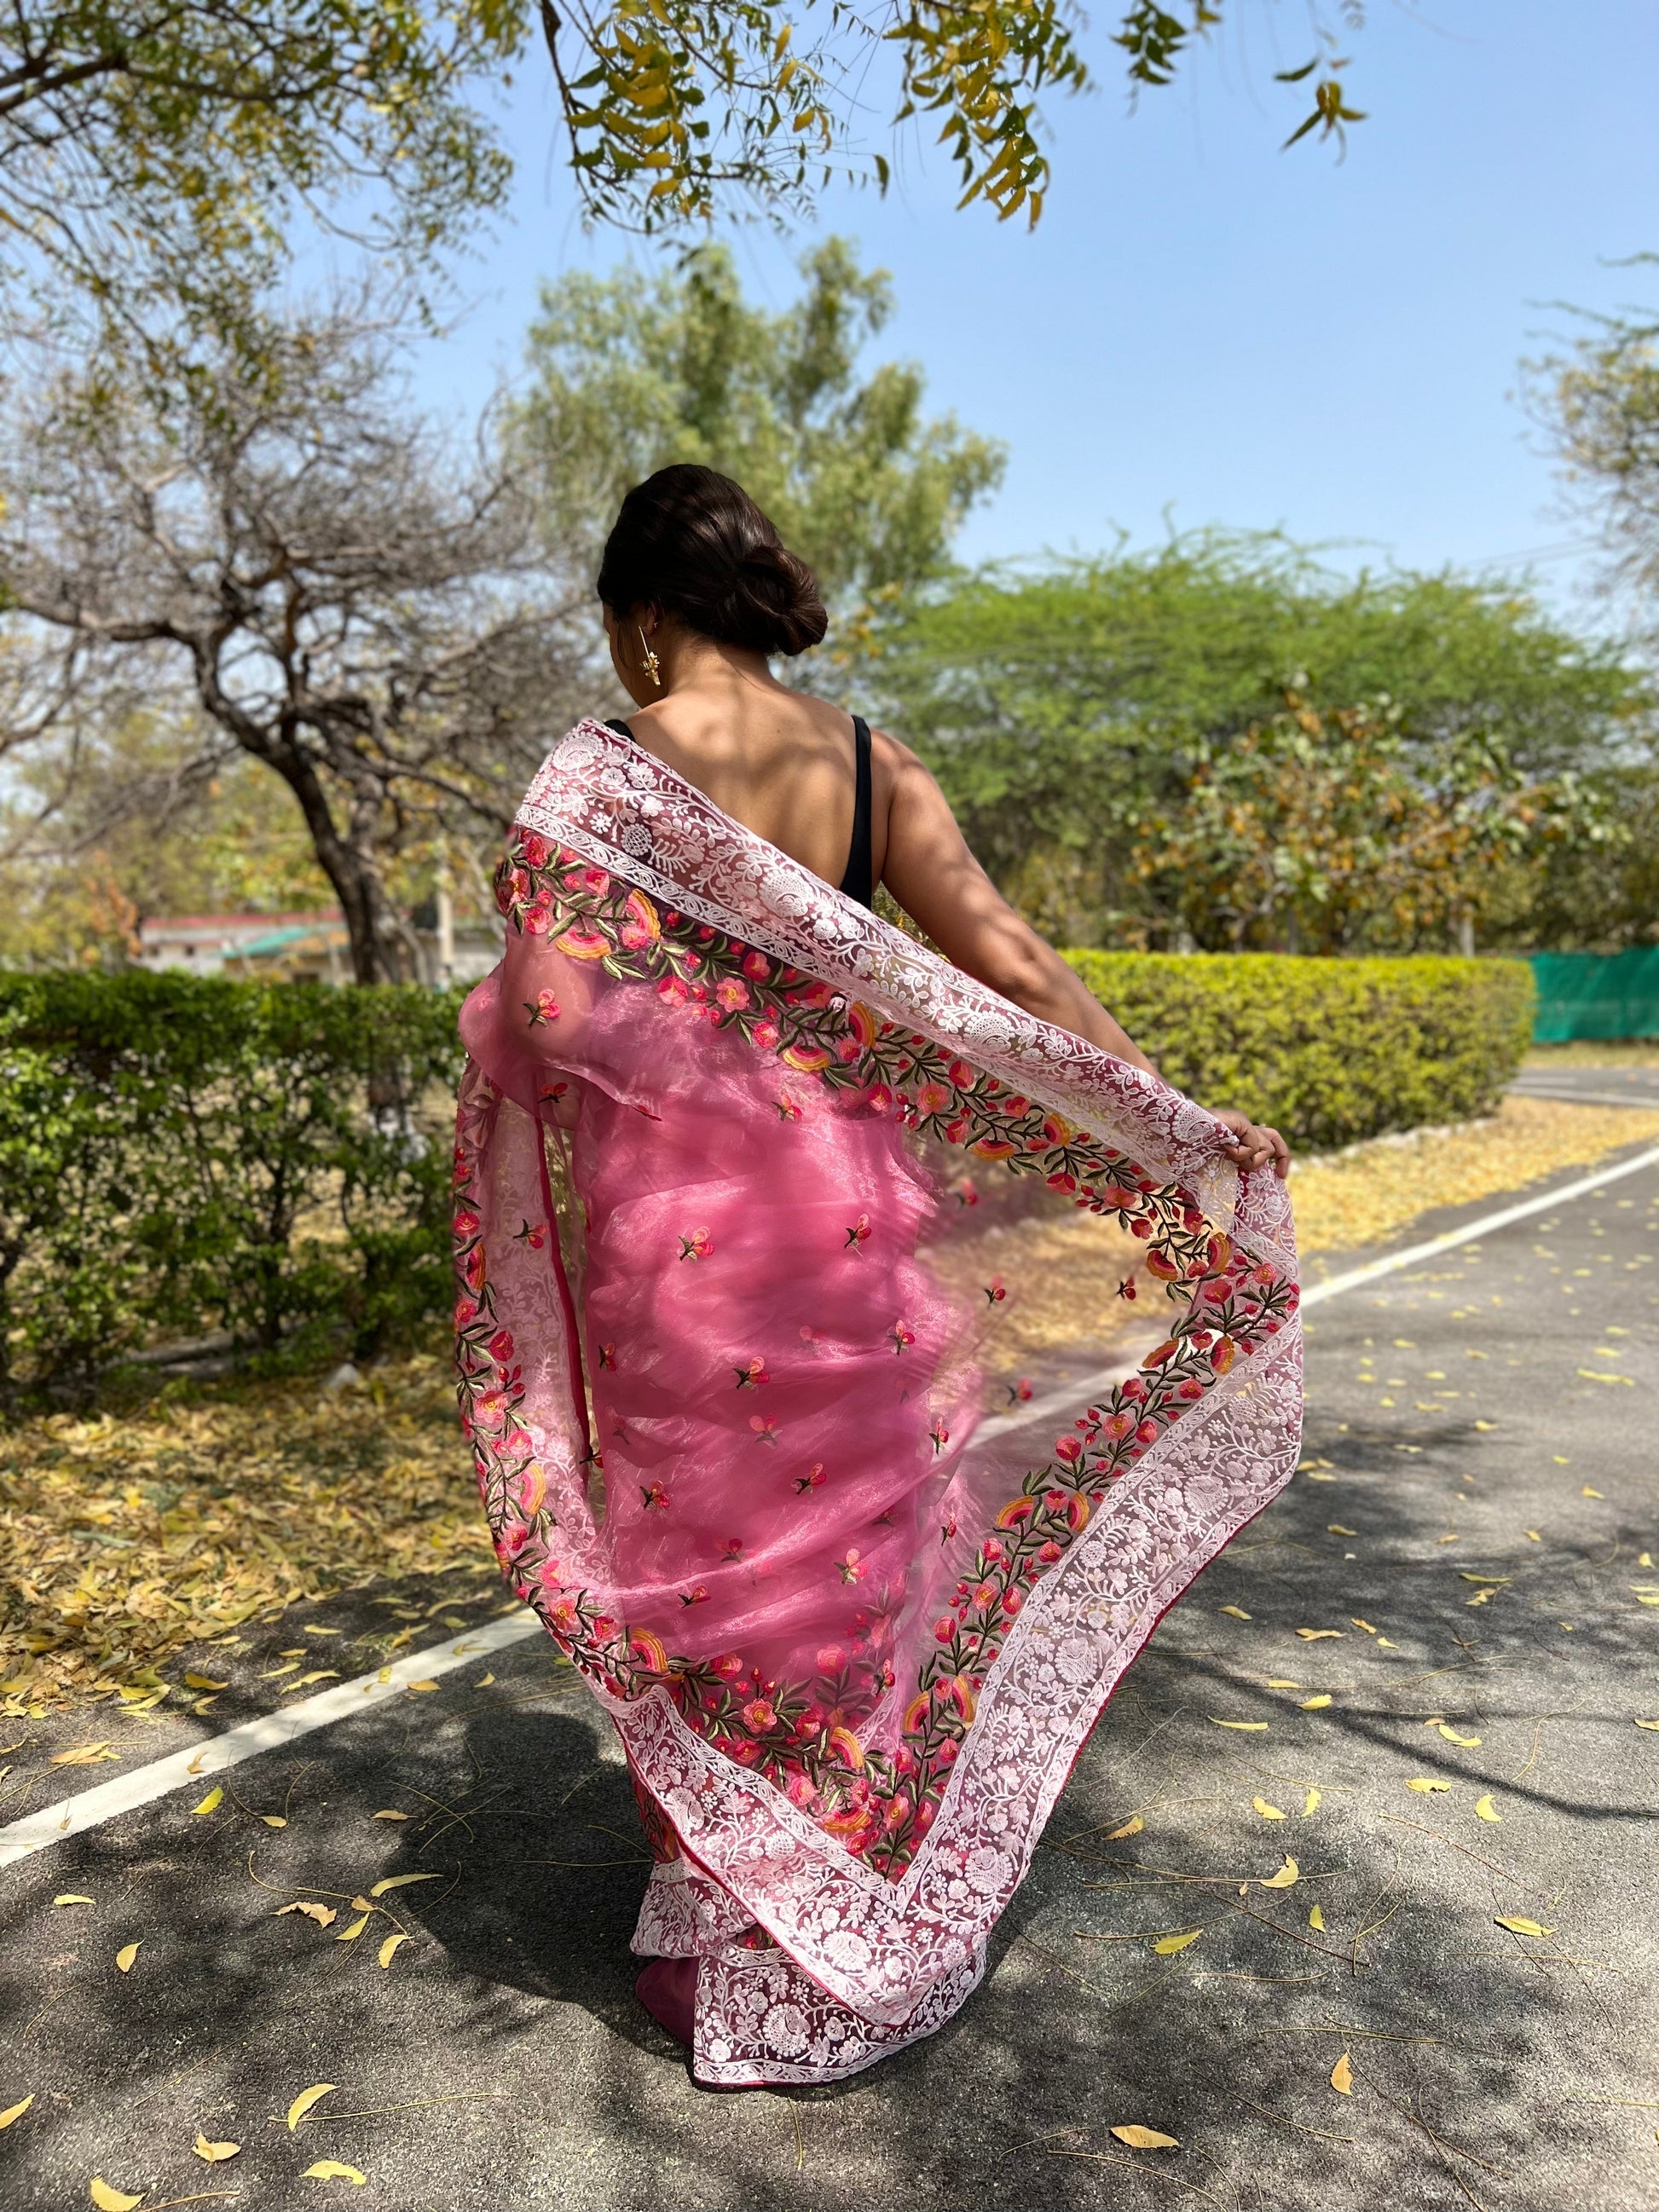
[{"x1": 454, "y1": 719, "x2": 1303, "y2": 2086}]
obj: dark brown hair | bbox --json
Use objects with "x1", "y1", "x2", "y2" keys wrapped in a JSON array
[{"x1": 596, "y1": 464, "x2": 827, "y2": 657}]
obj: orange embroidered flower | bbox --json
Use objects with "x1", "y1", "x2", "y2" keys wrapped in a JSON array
[
  {"x1": 793, "y1": 1462, "x2": 825, "y2": 1492},
  {"x1": 749, "y1": 1415, "x2": 778, "y2": 1444},
  {"x1": 639, "y1": 1482, "x2": 670, "y2": 1511},
  {"x1": 836, "y1": 1549, "x2": 868, "y2": 1585},
  {"x1": 677, "y1": 1227, "x2": 713, "y2": 1261},
  {"x1": 733, "y1": 1358, "x2": 769, "y2": 1389}
]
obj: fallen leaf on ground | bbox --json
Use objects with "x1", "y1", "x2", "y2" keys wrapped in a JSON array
[
  {"x1": 54, "y1": 1894, "x2": 94, "y2": 1907},
  {"x1": 1583, "y1": 1486, "x2": 1605, "y2": 1499},
  {"x1": 1459, "y1": 1574, "x2": 1510, "y2": 1585},
  {"x1": 90, "y1": 2180, "x2": 144, "y2": 2210},
  {"x1": 1635, "y1": 1720, "x2": 1659, "y2": 1732},
  {"x1": 1300, "y1": 1695, "x2": 1332, "y2": 1711},
  {"x1": 377, "y1": 1932, "x2": 408, "y2": 1968},
  {"x1": 1210, "y1": 1718, "x2": 1268, "y2": 1731},
  {"x1": 114, "y1": 1943, "x2": 139, "y2": 1972},
  {"x1": 194, "y1": 2134, "x2": 240, "y2": 2162},
  {"x1": 1437, "y1": 1726, "x2": 1482, "y2": 1747},
  {"x1": 405, "y1": 1681, "x2": 440, "y2": 1694},
  {"x1": 336, "y1": 1913, "x2": 371, "y2": 1942},
  {"x1": 182, "y1": 1674, "x2": 228, "y2": 1691},
  {"x1": 1217, "y1": 1605, "x2": 1251, "y2": 1620},
  {"x1": 1327, "y1": 1525, "x2": 1357, "y2": 1537},
  {"x1": 372, "y1": 1811, "x2": 409, "y2": 1822},
  {"x1": 301, "y1": 2161, "x2": 366, "y2": 2184},
  {"x1": 1110, "y1": 2126, "x2": 1179, "y2": 2148},
  {"x1": 1331, "y1": 2052, "x2": 1354, "y2": 2095},
  {"x1": 1475, "y1": 1795, "x2": 1502, "y2": 1822},
  {"x1": 1495, "y1": 1916, "x2": 1553, "y2": 1938},
  {"x1": 1106, "y1": 1816, "x2": 1143, "y2": 1839},
  {"x1": 0, "y1": 2094, "x2": 34, "y2": 2129},
  {"x1": 261, "y1": 1814, "x2": 288, "y2": 1828},
  {"x1": 1152, "y1": 1930, "x2": 1202, "y2": 1955},
  {"x1": 1351, "y1": 1617, "x2": 1377, "y2": 1632},
  {"x1": 1295, "y1": 1629, "x2": 1344, "y2": 1641},
  {"x1": 190, "y1": 1787, "x2": 223, "y2": 1816},
  {"x1": 1260, "y1": 1857, "x2": 1299, "y2": 1889},
  {"x1": 474, "y1": 1671, "x2": 495, "y2": 1687},
  {"x1": 277, "y1": 1902, "x2": 338, "y2": 1929},
  {"x1": 1309, "y1": 1906, "x2": 1326, "y2": 1932},
  {"x1": 287, "y1": 2083, "x2": 336, "y2": 2131},
  {"x1": 1407, "y1": 1779, "x2": 1453, "y2": 1793},
  {"x1": 1303, "y1": 1788, "x2": 1321, "y2": 1815},
  {"x1": 369, "y1": 1873, "x2": 440, "y2": 1897},
  {"x1": 1251, "y1": 1797, "x2": 1286, "y2": 1819},
  {"x1": 50, "y1": 1743, "x2": 118, "y2": 1766},
  {"x1": 1266, "y1": 1678, "x2": 1301, "y2": 1689}
]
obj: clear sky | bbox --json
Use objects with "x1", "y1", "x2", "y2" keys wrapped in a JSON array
[{"x1": 405, "y1": 0, "x2": 1659, "y2": 611}]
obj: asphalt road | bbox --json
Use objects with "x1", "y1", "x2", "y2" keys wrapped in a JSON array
[
  {"x1": 3, "y1": 1137, "x2": 1658, "y2": 2212},
  {"x1": 1510, "y1": 1066, "x2": 1659, "y2": 1110}
]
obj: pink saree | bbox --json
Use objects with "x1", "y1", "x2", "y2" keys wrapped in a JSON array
[{"x1": 454, "y1": 719, "x2": 1303, "y2": 2085}]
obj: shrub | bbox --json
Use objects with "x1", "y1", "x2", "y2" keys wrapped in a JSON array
[
  {"x1": 1063, "y1": 951, "x2": 1535, "y2": 1152},
  {"x1": 0, "y1": 973, "x2": 465, "y2": 1409}
]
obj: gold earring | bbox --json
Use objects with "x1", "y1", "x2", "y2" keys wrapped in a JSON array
[{"x1": 638, "y1": 625, "x2": 662, "y2": 687}]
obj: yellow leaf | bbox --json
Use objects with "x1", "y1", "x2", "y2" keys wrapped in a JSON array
[
  {"x1": 1210, "y1": 1718, "x2": 1268, "y2": 1730},
  {"x1": 336, "y1": 1913, "x2": 371, "y2": 1943},
  {"x1": 1110, "y1": 2124, "x2": 1179, "y2": 2147},
  {"x1": 1251, "y1": 1797, "x2": 1286, "y2": 1819},
  {"x1": 190, "y1": 1787, "x2": 223, "y2": 1816},
  {"x1": 1524, "y1": 1530, "x2": 1540, "y2": 1541},
  {"x1": 1458, "y1": 1574, "x2": 1509, "y2": 1585},
  {"x1": 1266, "y1": 1678, "x2": 1301, "y2": 1689},
  {"x1": 1473, "y1": 1419, "x2": 1496, "y2": 1430},
  {"x1": 1106, "y1": 1816, "x2": 1143, "y2": 1839},
  {"x1": 115, "y1": 1943, "x2": 140, "y2": 1972},
  {"x1": 1436, "y1": 1725, "x2": 1482, "y2": 1747},
  {"x1": 0, "y1": 2094, "x2": 35, "y2": 2129},
  {"x1": 1260, "y1": 1857, "x2": 1299, "y2": 1889},
  {"x1": 369, "y1": 1873, "x2": 440, "y2": 1897},
  {"x1": 372, "y1": 1810, "x2": 409, "y2": 1821},
  {"x1": 1495, "y1": 1916, "x2": 1553, "y2": 1938},
  {"x1": 183, "y1": 1674, "x2": 228, "y2": 1691},
  {"x1": 51, "y1": 1742, "x2": 118, "y2": 1766},
  {"x1": 1582, "y1": 1486, "x2": 1605, "y2": 1499},
  {"x1": 1407, "y1": 1778, "x2": 1452, "y2": 1793},
  {"x1": 1303, "y1": 1788, "x2": 1321, "y2": 1816},
  {"x1": 1299, "y1": 1695, "x2": 1332, "y2": 1711},
  {"x1": 286, "y1": 2083, "x2": 336, "y2": 2132},
  {"x1": 1350, "y1": 1617, "x2": 1377, "y2": 1633},
  {"x1": 1327, "y1": 1525, "x2": 1356, "y2": 1537},
  {"x1": 1331, "y1": 2051, "x2": 1354, "y2": 2095},
  {"x1": 1309, "y1": 1905, "x2": 1326, "y2": 1932},
  {"x1": 261, "y1": 1814, "x2": 288, "y2": 1827},
  {"x1": 1152, "y1": 1929, "x2": 1202, "y2": 1955},
  {"x1": 1294, "y1": 1629, "x2": 1344, "y2": 1641},
  {"x1": 90, "y1": 2180, "x2": 145, "y2": 2210},
  {"x1": 1634, "y1": 1719, "x2": 1659, "y2": 1731},
  {"x1": 54, "y1": 1893, "x2": 95, "y2": 1907},
  {"x1": 377, "y1": 1932, "x2": 408, "y2": 1968},
  {"x1": 1553, "y1": 1455, "x2": 1569, "y2": 1464},
  {"x1": 194, "y1": 2134, "x2": 240, "y2": 2162},
  {"x1": 276, "y1": 1902, "x2": 338, "y2": 1929},
  {"x1": 406, "y1": 1680, "x2": 440, "y2": 1694},
  {"x1": 300, "y1": 2162, "x2": 367, "y2": 2185},
  {"x1": 1217, "y1": 1605, "x2": 1251, "y2": 1620},
  {"x1": 474, "y1": 1672, "x2": 496, "y2": 1687},
  {"x1": 1474, "y1": 1794, "x2": 1502, "y2": 1822}
]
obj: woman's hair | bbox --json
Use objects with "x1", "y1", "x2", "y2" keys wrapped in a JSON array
[{"x1": 596, "y1": 463, "x2": 828, "y2": 657}]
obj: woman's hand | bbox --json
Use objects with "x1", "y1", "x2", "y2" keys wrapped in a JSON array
[{"x1": 1210, "y1": 1108, "x2": 1292, "y2": 1181}]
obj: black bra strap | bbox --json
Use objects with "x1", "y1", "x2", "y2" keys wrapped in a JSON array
[
  {"x1": 604, "y1": 717, "x2": 633, "y2": 738},
  {"x1": 837, "y1": 716, "x2": 874, "y2": 909}
]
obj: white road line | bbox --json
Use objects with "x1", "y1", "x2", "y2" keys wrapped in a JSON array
[
  {"x1": 1510, "y1": 1085, "x2": 1659, "y2": 1112},
  {"x1": 0, "y1": 1608, "x2": 543, "y2": 1869},
  {"x1": 8, "y1": 1137, "x2": 1658, "y2": 1874}
]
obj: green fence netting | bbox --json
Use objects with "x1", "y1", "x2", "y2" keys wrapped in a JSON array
[{"x1": 1530, "y1": 947, "x2": 1659, "y2": 1041}]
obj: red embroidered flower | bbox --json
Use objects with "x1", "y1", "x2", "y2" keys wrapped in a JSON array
[
  {"x1": 720, "y1": 1536, "x2": 745, "y2": 1560},
  {"x1": 640, "y1": 1482, "x2": 670, "y2": 1511},
  {"x1": 519, "y1": 832, "x2": 550, "y2": 869},
  {"x1": 743, "y1": 1698, "x2": 777, "y2": 1732},
  {"x1": 837, "y1": 1550, "x2": 868, "y2": 1585},
  {"x1": 844, "y1": 1214, "x2": 872, "y2": 1251},
  {"x1": 794, "y1": 1462, "x2": 826, "y2": 1493},
  {"x1": 888, "y1": 1320, "x2": 916, "y2": 1354},
  {"x1": 929, "y1": 1418, "x2": 950, "y2": 1454},
  {"x1": 749, "y1": 1415, "x2": 777, "y2": 1444},
  {"x1": 933, "y1": 1617, "x2": 956, "y2": 1642},
  {"x1": 1054, "y1": 1435, "x2": 1083, "y2": 1465},
  {"x1": 733, "y1": 1357, "x2": 770, "y2": 1389},
  {"x1": 742, "y1": 950, "x2": 771, "y2": 980},
  {"x1": 677, "y1": 1227, "x2": 713, "y2": 1262},
  {"x1": 984, "y1": 1278, "x2": 1007, "y2": 1305},
  {"x1": 712, "y1": 1651, "x2": 746, "y2": 1678},
  {"x1": 658, "y1": 975, "x2": 689, "y2": 1007},
  {"x1": 679, "y1": 1585, "x2": 710, "y2": 1606},
  {"x1": 816, "y1": 1644, "x2": 847, "y2": 1673},
  {"x1": 715, "y1": 977, "x2": 750, "y2": 1011}
]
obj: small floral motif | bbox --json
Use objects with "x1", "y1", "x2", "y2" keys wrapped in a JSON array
[
  {"x1": 929, "y1": 1418, "x2": 951, "y2": 1455},
  {"x1": 983, "y1": 1278, "x2": 1007, "y2": 1306},
  {"x1": 794, "y1": 1462, "x2": 826, "y2": 1493},
  {"x1": 773, "y1": 1093, "x2": 802, "y2": 1122},
  {"x1": 844, "y1": 1214, "x2": 872, "y2": 1253},
  {"x1": 640, "y1": 1482, "x2": 670, "y2": 1512},
  {"x1": 888, "y1": 1320, "x2": 916, "y2": 1354},
  {"x1": 679, "y1": 1585, "x2": 710, "y2": 1607},
  {"x1": 677, "y1": 1227, "x2": 713, "y2": 1262},
  {"x1": 523, "y1": 989, "x2": 562, "y2": 1026},
  {"x1": 720, "y1": 1537, "x2": 746, "y2": 1561},
  {"x1": 837, "y1": 1550, "x2": 868, "y2": 1585},
  {"x1": 1118, "y1": 1276, "x2": 1139, "y2": 1301},
  {"x1": 598, "y1": 1343, "x2": 616, "y2": 1368},
  {"x1": 1006, "y1": 1377, "x2": 1032, "y2": 1405},
  {"x1": 512, "y1": 1219, "x2": 548, "y2": 1250},
  {"x1": 750, "y1": 1415, "x2": 778, "y2": 1445},
  {"x1": 733, "y1": 1358, "x2": 769, "y2": 1390}
]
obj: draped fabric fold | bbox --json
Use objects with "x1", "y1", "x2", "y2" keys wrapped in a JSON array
[{"x1": 454, "y1": 719, "x2": 1304, "y2": 2085}]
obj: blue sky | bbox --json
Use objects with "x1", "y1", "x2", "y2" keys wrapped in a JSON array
[{"x1": 407, "y1": 0, "x2": 1658, "y2": 611}]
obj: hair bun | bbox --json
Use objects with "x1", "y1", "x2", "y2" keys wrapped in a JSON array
[{"x1": 596, "y1": 464, "x2": 829, "y2": 657}]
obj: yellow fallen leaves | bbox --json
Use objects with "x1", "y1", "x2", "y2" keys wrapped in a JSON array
[
  {"x1": 369, "y1": 1873, "x2": 438, "y2": 1897},
  {"x1": 1331, "y1": 2052, "x2": 1354, "y2": 2096},
  {"x1": 1106, "y1": 1816, "x2": 1144, "y2": 1839},
  {"x1": 1309, "y1": 1905, "x2": 1326, "y2": 1932},
  {"x1": 1111, "y1": 2125, "x2": 1178, "y2": 2148},
  {"x1": 182, "y1": 1673, "x2": 228, "y2": 1692},
  {"x1": 1436, "y1": 1725, "x2": 1482, "y2": 1747},
  {"x1": 190, "y1": 1787, "x2": 223, "y2": 1816},
  {"x1": 1635, "y1": 1719, "x2": 1659, "y2": 1732},
  {"x1": 1299, "y1": 1695, "x2": 1332, "y2": 1711},
  {"x1": 0, "y1": 2094, "x2": 35, "y2": 2129},
  {"x1": 1252, "y1": 1797, "x2": 1286, "y2": 1820},
  {"x1": 1495, "y1": 1916, "x2": 1554, "y2": 1938},
  {"x1": 405, "y1": 1680, "x2": 441, "y2": 1695},
  {"x1": 114, "y1": 1943, "x2": 140, "y2": 1972},
  {"x1": 372, "y1": 1810, "x2": 409, "y2": 1822},
  {"x1": 1217, "y1": 1605, "x2": 1251, "y2": 1620},
  {"x1": 287, "y1": 2082, "x2": 336, "y2": 2131},
  {"x1": 1210, "y1": 1718, "x2": 1267, "y2": 1731},
  {"x1": 1583, "y1": 1486, "x2": 1605, "y2": 1499},
  {"x1": 51, "y1": 1742, "x2": 119, "y2": 1766},
  {"x1": 1407, "y1": 1779, "x2": 1452, "y2": 1793},
  {"x1": 1295, "y1": 1628, "x2": 1343, "y2": 1642},
  {"x1": 337, "y1": 1912, "x2": 372, "y2": 1943},
  {"x1": 378, "y1": 1932, "x2": 408, "y2": 1968},
  {"x1": 54, "y1": 1893, "x2": 94, "y2": 1908},
  {"x1": 1260, "y1": 1857, "x2": 1299, "y2": 1889},
  {"x1": 1304, "y1": 1788, "x2": 1321, "y2": 1816},
  {"x1": 302, "y1": 2161, "x2": 367, "y2": 2185},
  {"x1": 1475, "y1": 1795, "x2": 1502, "y2": 1822},
  {"x1": 1327, "y1": 1525, "x2": 1357, "y2": 1538},
  {"x1": 277, "y1": 1901, "x2": 338, "y2": 1930},
  {"x1": 194, "y1": 2134, "x2": 240, "y2": 2162},
  {"x1": 90, "y1": 2179, "x2": 144, "y2": 2210},
  {"x1": 1152, "y1": 1929, "x2": 1202, "y2": 1955}
]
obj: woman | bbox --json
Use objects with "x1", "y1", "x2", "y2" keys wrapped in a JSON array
[{"x1": 454, "y1": 465, "x2": 1300, "y2": 2087}]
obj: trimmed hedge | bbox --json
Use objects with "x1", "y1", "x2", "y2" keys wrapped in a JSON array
[
  {"x1": 1063, "y1": 951, "x2": 1535, "y2": 1152},
  {"x1": 0, "y1": 973, "x2": 465, "y2": 1408}
]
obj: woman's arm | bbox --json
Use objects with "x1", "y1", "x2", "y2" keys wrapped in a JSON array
[{"x1": 877, "y1": 735, "x2": 1290, "y2": 1179}]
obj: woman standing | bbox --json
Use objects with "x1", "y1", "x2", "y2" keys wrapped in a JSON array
[{"x1": 454, "y1": 465, "x2": 1298, "y2": 2085}]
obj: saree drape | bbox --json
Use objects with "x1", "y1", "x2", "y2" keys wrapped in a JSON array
[{"x1": 454, "y1": 719, "x2": 1304, "y2": 2086}]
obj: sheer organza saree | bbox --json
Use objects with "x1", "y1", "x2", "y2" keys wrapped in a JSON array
[{"x1": 454, "y1": 719, "x2": 1303, "y2": 2086}]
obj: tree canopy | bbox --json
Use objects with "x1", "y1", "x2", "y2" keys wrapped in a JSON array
[{"x1": 512, "y1": 239, "x2": 1003, "y2": 615}]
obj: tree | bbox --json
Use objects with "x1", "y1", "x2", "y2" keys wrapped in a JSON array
[
  {"x1": 861, "y1": 535, "x2": 1651, "y2": 947},
  {"x1": 512, "y1": 239, "x2": 1003, "y2": 618},
  {"x1": 0, "y1": 306, "x2": 595, "y2": 984}
]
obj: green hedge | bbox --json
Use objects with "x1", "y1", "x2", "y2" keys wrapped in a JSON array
[
  {"x1": 1063, "y1": 951, "x2": 1535, "y2": 1152},
  {"x1": 0, "y1": 973, "x2": 465, "y2": 1409}
]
